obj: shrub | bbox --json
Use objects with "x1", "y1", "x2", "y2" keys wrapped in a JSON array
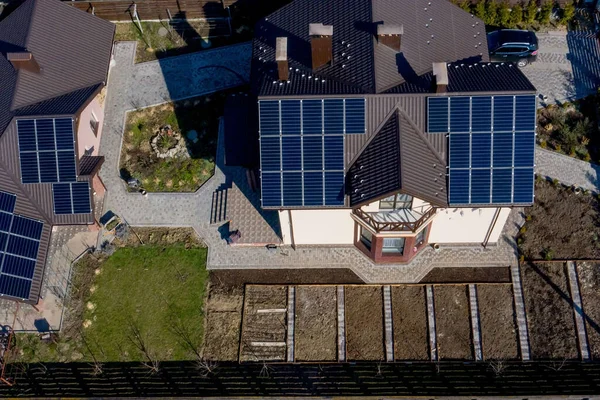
[
  {"x1": 538, "y1": 0, "x2": 553, "y2": 25},
  {"x1": 584, "y1": 153, "x2": 592, "y2": 162},
  {"x1": 485, "y1": 0, "x2": 499, "y2": 25},
  {"x1": 554, "y1": 143, "x2": 562, "y2": 152},
  {"x1": 498, "y1": 1, "x2": 511, "y2": 27},
  {"x1": 582, "y1": 136, "x2": 590, "y2": 146},
  {"x1": 519, "y1": 254, "x2": 525, "y2": 263},
  {"x1": 510, "y1": 4, "x2": 524, "y2": 26},
  {"x1": 526, "y1": 214, "x2": 532, "y2": 222},
  {"x1": 560, "y1": 1, "x2": 575, "y2": 25},
  {"x1": 455, "y1": 0, "x2": 472, "y2": 12},
  {"x1": 524, "y1": 0, "x2": 538, "y2": 23},
  {"x1": 535, "y1": 174, "x2": 543, "y2": 183},
  {"x1": 519, "y1": 226, "x2": 527, "y2": 234},
  {"x1": 569, "y1": 148, "x2": 576, "y2": 157},
  {"x1": 543, "y1": 248, "x2": 554, "y2": 260},
  {"x1": 552, "y1": 178, "x2": 560, "y2": 187},
  {"x1": 539, "y1": 139, "x2": 547, "y2": 148},
  {"x1": 474, "y1": 0, "x2": 487, "y2": 20}
]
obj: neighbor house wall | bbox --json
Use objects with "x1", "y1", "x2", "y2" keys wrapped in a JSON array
[
  {"x1": 76, "y1": 97, "x2": 104, "y2": 158},
  {"x1": 428, "y1": 207, "x2": 511, "y2": 244},
  {"x1": 279, "y1": 209, "x2": 355, "y2": 245}
]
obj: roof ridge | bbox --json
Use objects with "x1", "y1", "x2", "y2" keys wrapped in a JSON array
[
  {"x1": 13, "y1": 82, "x2": 104, "y2": 113},
  {"x1": 397, "y1": 107, "x2": 445, "y2": 166}
]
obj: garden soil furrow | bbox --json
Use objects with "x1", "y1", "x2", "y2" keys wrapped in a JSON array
[
  {"x1": 576, "y1": 262, "x2": 600, "y2": 359},
  {"x1": 434, "y1": 285, "x2": 473, "y2": 360},
  {"x1": 294, "y1": 286, "x2": 337, "y2": 361},
  {"x1": 477, "y1": 284, "x2": 519, "y2": 360},
  {"x1": 391, "y1": 286, "x2": 429, "y2": 360},
  {"x1": 345, "y1": 286, "x2": 384, "y2": 361}
]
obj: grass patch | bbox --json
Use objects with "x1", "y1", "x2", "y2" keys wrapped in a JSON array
[{"x1": 12, "y1": 240, "x2": 208, "y2": 363}]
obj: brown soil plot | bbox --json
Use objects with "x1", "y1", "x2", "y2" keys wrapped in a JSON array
[
  {"x1": 202, "y1": 285, "x2": 244, "y2": 361},
  {"x1": 477, "y1": 285, "x2": 519, "y2": 360},
  {"x1": 345, "y1": 286, "x2": 384, "y2": 361},
  {"x1": 577, "y1": 262, "x2": 600, "y2": 359},
  {"x1": 391, "y1": 286, "x2": 429, "y2": 360},
  {"x1": 294, "y1": 286, "x2": 338, "y2": 361},
  {"x1": 521, "y1": 263, "x2": 578, "y2": 359},
  {"x1": 434, "y1": 285, "x2": 473, "y2": 360},
  {"x1": 240, "y1": 285, "x2": 288, "y2": 362}
]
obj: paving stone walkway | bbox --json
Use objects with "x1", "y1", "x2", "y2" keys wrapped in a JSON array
[{"x1": 536, "y1": 147, "x2": 600, "y2": 192}]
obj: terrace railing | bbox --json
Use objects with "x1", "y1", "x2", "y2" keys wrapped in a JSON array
[{"x1": 353, "y1": 206, "x2": 437, "y2": 233}]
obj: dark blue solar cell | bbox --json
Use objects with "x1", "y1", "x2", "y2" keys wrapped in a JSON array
[
  {"x1": 345, "y1": 98, "x2": 365, "y2": 134},
  {"x1": 0, "y1": 274, "x2": 31, "y2": 299},
  {"x1": 0, "y1": 192, "x2": 16, "y2": 214},
  {"x1": 35, "y1": 119, "x2": 56, "y2": 151},
  {"x1": 0, "y1": 232, "x2": 7, "y2": 249},
  {"x1": 324, "y1": 99, "x2": 344, "y2": 134},
  {"x1": 6, "y1": 235, "x2": 39, "y2": 259},
  {"x1": 280, "y1": 100, "x2": 301, "y2": 135},
  {"x1": 303, "y1": 172, "x2": 323, "y2": 206},
  {"x1": 324, "y1": 172, "x2": 344, "y2": 206},
  {"x1": 493, "y1": 132, "x2": 513, "y2": 168},
  {"x1": 471, "y1": 134, "x2": 492, "y2": 168},
  {"x1": 470, "y1": 169, "x2": 491, "y2": 204},
  {"x1": 281, "y1": 136, "x2": 302, "y2": 171},
  {"x1": 0, "y1": 213, "x2": 11, "y2": 232},
  {"x1": 11, "y1": 216, "x2": 43, "y2": 239},
  {"x1": 323, "y1": 136, "x2": 344, "y2": 170},
  {"x1": 302, "y1": 100, "x2": 323, "y2": 135},
  {"x1": 493, "y1": 96, "x2": 514, "y2": 132},
  {"x1": 514, "y1": 132, "x2": 535, "y2": 167},
  {"x1": 492, "y1": 168, "x2": 512, "y2": 204},
  {"x1": 449, "y1": 169, "x2": 470, "y2": 204},
  {"x1": 260, "y1": 136, "x2": 281, "y2": 172},
  {"x1": 20, "y1": 152, "x2": 39, "y2": 184},
  {"x1": 54, "y1": 118, "x2": 75, "y2": 150},
  {"x1": 449, "y1": 134, "x2": 470, "y2": 168},
  {"x1": 16, "y1": 119, "x2": 37, "y2": 152},
  {"x1": 71, "y1": 183, "x2": 91, "y2": 214},
  {"x1": 259, "y1": 100, "x2": 280, "y2": 135},
  {"x1": 2, "y1": 255, "x2": 36, "y2": 279},
  {"x1": 428, "y1": 97, "x2": 449, "y2": 133},
  {"x1": 57, "y1": 151, "x2": 77, "y2": 182},
  {"x1": 282, "y1": 172, "x2": 303, "y2": 206},
  {"x1": 450, "y1": 97, "x2": 470, "y2": 133},
  {"x1": 38, "y1": 152, "x2": 58, "y2": 183},
  {"x1": 53, "y1": 183, "x2": 73, "y2": 215},
  {"x1": 302, "y1": 135, "x2": 323, "y2": 171},
  {"x1": 515, "y1": 95, "x2": 536, "y2": 131},
  {"x1": 471, "y1": 97, "x2": 492, "y2": 132},
  {"x1": 261, "y1": 173, "x2": 282, "y2": 207},
  {"x1": 513, "y1": 168, "x2": 534, "y2": 204}
]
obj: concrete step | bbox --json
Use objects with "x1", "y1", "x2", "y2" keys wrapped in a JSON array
[{"x1": 210, "y1": 186, "x2": 228, "y2": 225}]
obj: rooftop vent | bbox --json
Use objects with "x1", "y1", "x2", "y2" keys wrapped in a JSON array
[
  {"x1": 275, "y1": 37, "x2": 289, "y2": 81},
  {"x1": 432, "y1": 62, "x2": 448, "y2": 93},
  {"x1": 377, "y1": 23, "x2": 403, "y2": 52},
  {"x1": 7, "y1": 51, "x2": 40, "y2": 73},
  {"x1": 309, "y1": 23, "x2": 333, "y2": 70}
]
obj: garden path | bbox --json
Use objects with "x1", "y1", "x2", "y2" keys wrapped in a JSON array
[{"x1": 536, "y1": 147, "x2": 600, "y2": 192}]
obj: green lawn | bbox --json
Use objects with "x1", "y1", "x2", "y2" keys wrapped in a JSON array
[{"x1": 14, "y1": 245, "x2": 208, "y2": 363}]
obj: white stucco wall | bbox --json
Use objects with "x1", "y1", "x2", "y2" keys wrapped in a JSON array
[
  {"x1": 76, "y1": 97, "x2": 104, "y2": 158},
  {"x1": 428, "y1": 207, "x2": 511, "y2": 244},
  {"x1": 279, "y1": 209, "x2": 355, "y2": 245}
]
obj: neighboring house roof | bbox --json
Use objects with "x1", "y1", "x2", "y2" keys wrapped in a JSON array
[{"x1": 0, "y1": 0, "x2": 114, "y2": 303}]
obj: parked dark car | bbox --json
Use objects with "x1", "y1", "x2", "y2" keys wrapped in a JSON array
[{"x1": 487, "y1": 29, "x2": 538, "y2": 67}]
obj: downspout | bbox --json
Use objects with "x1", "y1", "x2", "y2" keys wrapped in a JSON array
[
  {"x1": 288, "y1": 209, "x2": 296, "y2": 251},
  {"x1": 482, "y1": 207, "x2": 502, "y2": 248}
]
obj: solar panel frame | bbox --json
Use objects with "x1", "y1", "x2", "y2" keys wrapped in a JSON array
[
  {"x1": 344, "y1": 98, "x2": 366, "y2": 134},
  {"x1": 0, "y1": 274, "x2": 32, "y2": 300},
  {"x1": 52, "y1": 182, "x2": 92, "y2": 215},
  {"x1": 0, "y1": 192, "x2": 16, "y2": 214},
  {"x1": 72, "y1": 182, "x2": 92, "y2": 214},
  {"x1": 427, "y1": 97, "x2": 449, "y2": 133}
]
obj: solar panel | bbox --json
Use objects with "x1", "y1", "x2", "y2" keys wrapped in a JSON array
[
  {"x1": 258, "y1": 98, "x2": 364, "y2": 207},
  {"x1": 0, "y1": 190, "x2": 44, "y2": 300},
  {"x1": 17, "y1": 118, "x2": 77, "y2": 184},
  {"x1": 52, "y1": 182, "x2": 91, "y2": 215},
  {"x1": 437, "y1": 95, "x2": 537, "y2": 205}
]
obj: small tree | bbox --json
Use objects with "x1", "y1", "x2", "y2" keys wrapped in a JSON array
[
  {"x1": 538, "y1": 0, "x2": 553, "y2": 25},
  {"x1": 560, "y1": 1, "x2": 575, "y2": 26},
  {"x1": 498, "y1": 1, "x2": 511, "y2": 27},
  {"x1": 524, "y1": 0, "x2": 538, "y2": 23},
  {"x1": 474, "y1": 0, "x2": 487, "y2": 20},
  {"x1": 485, "y1": 0, "x2": 499, "y2": 26},
  {"x1": 457, "y1": 0, "x2": 472, "y2": 12},
  {"x1": 510, "y1": 3, "x2": 524, "y2": 27}
]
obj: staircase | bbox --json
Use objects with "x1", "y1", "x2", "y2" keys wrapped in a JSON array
[{"x1": 210, "y1": 184, "x2": 229, "y2": 225}]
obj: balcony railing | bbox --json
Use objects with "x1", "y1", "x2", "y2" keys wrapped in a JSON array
[{"x1": 353, "y1": 206, "x2": 437, "y2": 233}]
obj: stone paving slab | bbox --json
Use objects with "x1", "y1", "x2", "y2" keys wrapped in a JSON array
[{"x1": 536, "y1": 147, "x2": 600, "y2": 192}]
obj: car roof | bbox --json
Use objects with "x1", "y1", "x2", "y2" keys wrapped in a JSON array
[{"x1": 496, "y1": 29, "x2": 536, "y2": 45}]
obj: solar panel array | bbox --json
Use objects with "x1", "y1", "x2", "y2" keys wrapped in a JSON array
[
  {"x1": 427, "y1": 95, "x2": 536, "y2": 205},
  {"x1": 17, "y1": 118, "x2": 77, "y2": 184},
  {"x1": 259, "y1": 98, "x2": 365, "y2": 207},
  {"x1": 53, "y1": 182, "x2": 92, "y2": 215},
  {"x1": 0, "y1": 191, "x2": 44, "y2": 300}
]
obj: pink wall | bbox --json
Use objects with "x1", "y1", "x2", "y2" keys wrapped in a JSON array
[{"x1": 76, "y1": 97, "x2": 104, "y2": 158}]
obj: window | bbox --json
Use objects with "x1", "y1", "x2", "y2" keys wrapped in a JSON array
[
  {"x1": 84, "y1": 146, "x2": 94, "y2": 156},
  {"x1": 415, "y1": 226, "x2": 428, "y2": 247},
  {"x1": 360, "y1": 227, "x2": 372, "y2": 250},
  {"x1": 496, "y1": 46, "x2": 527, "y2": 54},
  {"x1": 90, "y1": 111, "x2": 99, "y2": 137},
  {"x1": 380, "y1": 193, "x2": 413, "y2": 210},
  {"x1": 382, "y1": 237, "x2": 405, "y2": 255}
]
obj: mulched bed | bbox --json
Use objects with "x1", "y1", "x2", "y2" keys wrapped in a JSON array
[
  {"x1": 477, "y1": 284, "x2": 519, "y2": 360},
  {"x1": 391, "y1": 286, "x2": 429, "y2": 360},
  {"x1": 421, "y1": 267, "x2": 511, "y2": 283},
  {"x1": 202, "y1": 284, "x2": 243, "y2": 361},
  {"x1": 434, "y1": 285, "x2": 473, "y2": 360},
  {"x1": 520, "y1": 180, "x2": 600, "y2": 260},
  {"x1": 210, "y1": 269, "x2": 362, "y2": 286},
  {"x1": 521, "y1": 262, "x2": 579, "y2": 359},
  {"x1": 240, "y1": 285, "x2": 288, "y2": 362},
  {"x1": 577, "y1": 262, "x2": 600, "y2": 359},
  {"x1": 345, "y1": 286, "x2": 384, "y2": 361},
  {"x1": 294, "y1": 286, "x2": 338, "y2": 361}
]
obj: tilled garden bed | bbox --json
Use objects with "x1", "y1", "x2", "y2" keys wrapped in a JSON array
[
  {"x1": 294, "y1": 286, "x2": 338, "y2": 361},
  {"x1": 345, "y1": 286, "x2": 384, "y2": 361},
  {"x1": 434, "y1": 285, "x2": 473, "y2": 360},
  {"x1": 203, "y1": 285, "x2": 244, "y2": 361},
  {"x1": 521, "y1": 262, "x2": 578, "y2": 359},
  {"x1": 477, "y1": 284, "x2": 519, "y2": 360},
  {"x1": 577, "y1": 262, "x2": 600, "y2": 359},
  {"x1": 391, "y1": 286, "x2": 429, "y2": 360}
]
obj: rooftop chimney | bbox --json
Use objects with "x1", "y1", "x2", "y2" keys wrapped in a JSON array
[
  {"x1": 275, "y1": 37, "x2": 289, "y2": 81},
  {"x1": 309, "y1": 23, "x2": 333, "y2": 70},
  {"x1": 7, "y1": 51, "x2": 40, "y2": 73},
  {"x1": 377, "y1": 23, "x2": 403, "y2": 52},
  {"x1": 432, "y1": 62, "x2": 448, "y2": 93}
]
